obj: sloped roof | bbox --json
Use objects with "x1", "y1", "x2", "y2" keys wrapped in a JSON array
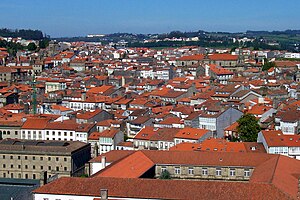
[
  {"x1": 96, "y1": 151, "x2": 154, "y2": 178},
  {"x1": 33, "y1": 170, "x2": 293, "y2": 200},
  {"x1": 21, "y1": 118, "x2": 50, "y2": 130}
]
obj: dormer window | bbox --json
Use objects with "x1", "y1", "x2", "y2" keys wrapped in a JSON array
[{"x1": 244, "y1": 169, "x2": 250, "y2": 177}]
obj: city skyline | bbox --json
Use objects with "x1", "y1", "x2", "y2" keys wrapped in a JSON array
[{"x1": 0, "y1": 0, "x2": 300, "y2": 37}]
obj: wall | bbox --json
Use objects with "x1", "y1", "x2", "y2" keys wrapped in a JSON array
[{"x1": 216, "y1": 108, "x2": 243, "y2": 138}]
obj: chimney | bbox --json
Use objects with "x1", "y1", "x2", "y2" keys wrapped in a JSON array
[
  {"x1": 100, "y1": 189, "x2": 108, "y2": 200},
  {"x1": 94, "y1": 143, "x2": 99, "y2": 157},
  {"x1": 101, "y1": 156, "x2": 106, "y2": 169},
  {"x1": 39, "y1": 171, "x2": 47, "y2": 186},
  {"x1": 81, "y1": 92, "x2": 86, "y2": 101},
  {"x1": 121, "y1": 76, "x2": 125, "y2": 87},
  {"x1": 205, "y1": 64, "x2": 210, "y2": 77}
]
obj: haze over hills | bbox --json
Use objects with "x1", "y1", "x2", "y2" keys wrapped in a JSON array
[{"x1": 1, "y1": 28, "x2": 300, "y2": 52}]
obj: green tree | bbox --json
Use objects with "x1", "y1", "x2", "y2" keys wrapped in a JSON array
[
  {"x1": 159, "y1": 170, "x2": 171, "y2": 179},
  {"x1": 27, "y1": 42, "x2": 37, "y2": 51},
  {"x1": 262, "y1": 59, "x2": 276, "y2": 71},
  {"x1": 38, "y1": 39, "x2": 49, "y2": 49},
  {"x1": 237, "y1": 113, "x2": 261, "y2": 142}
]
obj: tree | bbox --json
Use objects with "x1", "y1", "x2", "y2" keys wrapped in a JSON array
[
  {"x1": 237, "y1": 113, "x2": 261, "y2": 142},
  {"x1": 27, "y1": 42, "x2": 37, "y2": 51},
  {"x1": 159, "y1": 170, "x2": 171, "y2": 179},
  {"x1": 262, "y1": 59, "x2": 276, "y2": 71},
  {"x1": 39, "y1": 39, "x2": 49, "y2": 49}
]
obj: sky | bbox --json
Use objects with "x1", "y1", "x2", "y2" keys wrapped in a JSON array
[{"x1": 0, "y1": 0, "x2": 299, "y2": 37}]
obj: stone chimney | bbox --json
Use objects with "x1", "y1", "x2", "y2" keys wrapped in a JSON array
[
  {"x1": 39, "y1": 171, "x2": 47, "y2": 186},
  {"x1": 205, "y1": 64, "x2": 210, "y2": 77},
  {"x1": 101, "y1": 156, "x2": 106, "y2": 169},
  {"x1": 94, "y1": 143, "x2": 99, "y2": 157},
  {"x1": 81, "y1": 92, "x2": 86, "y2": 101},
  {"x1": 100, "y1": 189, "x2": 108, "y2": 200}
]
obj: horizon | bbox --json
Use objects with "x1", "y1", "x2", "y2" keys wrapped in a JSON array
[
  {"x1": 1, "y1": 0, "x2": 300, "y2": 37},
  {"x1": 3, "y1": 27, "x2": 300, "y2": 39}
]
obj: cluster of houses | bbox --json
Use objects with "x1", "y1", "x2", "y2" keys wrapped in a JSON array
[{"x1": 0, "y1": 41, "x2": 300, "y2": 199}]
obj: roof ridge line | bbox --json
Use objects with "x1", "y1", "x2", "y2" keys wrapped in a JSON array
[{"x1": 269, "y1": 155, "x2": 280, "y2": 184}]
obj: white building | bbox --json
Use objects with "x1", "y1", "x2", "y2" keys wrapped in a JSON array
[
  {"x1": 45, "y1": 79, "x2": 67, "y2": 93},
  {"x1": 21, "y1": 118, "x2": 96, "y2": 143},
  {"x1": 275, "y1": 109, "x2": 300, "y2": 135},
  {"x1": 98, "y1": 129, "x2": 123, "y2": 155},
  {"x1": 258, "y1": 130, "x2": 300, "y2": 160}
]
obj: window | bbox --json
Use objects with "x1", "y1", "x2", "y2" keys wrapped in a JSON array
[
  {"x1": 33, "y1": 174, "x2": 36, "y2": 179},
  {"x1": 56, "y1": 157, "x2": 59, "y2": 161},
  {"x1": 216, "y1": 168, "x2": 222, "y2": 176},
  {"x1": 18, "y1": 156, "x2": 20, "y2": 160},
  {"x1": 174, "y1": 167, "x2": 181, "y2": 174},
  {"x1": 202, "y1": 168, "x2": 208, "y2": 176},
  {"x1": 2, "y1": 155, "x2": 5, "y2": 159},
  {"x1": 64, "y1": 158, "x2": 67, "y2": 162},
  {"x1": 48, "y1": 157, "x2": 51, "y2": 161},
  {"x1": 10, "y1": 155, "x2": 13, "y2": 159},
  {"x1": 3, "y1": 164, "x2": 5, "y2": 168},
  {"x1": 25, "y1": 174, "x2": 28, "y2": 179},
  {"x1": 41, "y1": 166, "x2": 44, "y2": 170},
  {"x1": 230, "y1": 169, "x2": 236, "y2": 176},
  {"x1": 15, "y1": 131, "x2": 18, "y2": 135},
  {"x1": 25, "y1": 165, "x2": 28, "y2": 169},
  {"x1": 64, "y1": 132, "x2": 67, "y2": 136},
  {"x1": 33, "y1": 156, "x2": 35, "y2": 160},
  {"x1": 48, "y1": 166, "x2": 51, "y2": 170},
  {"x1": 25, "y1": 156, "x2": 27, "y2": 160},
  {"x1": 188, "y1": 167, "x2": 194, "y2": 175},
  {"x1": 64, "y1": 167, "x2": 67, "y2": 171},
  {"x1": 56, "y1": 166, "x2": 59, "y2": 171},
  {"x1": 161, "y1": 166, "x2": 166, "y2": 173},
  {"x1": 10, "y1": 164, "x2": 13, "y2": 168},
  {"x1": 11, "y1": 173, "x2": 13, "y2": 178},
  {"x1": 33, "y1": 165, "x2": 36, "y2": 170},
  {"x1": 244, "y1": 169, "x2": 250, "y2": 177},
  {"x1": 3, "y1": 173, "x2": 6, "y2": 178},
  {"x1": 40, "y1": 157, "x2": 43, "y2": 161},
  {"x1": 18, "y1": 165, "x2": 21, "y2": 169}
]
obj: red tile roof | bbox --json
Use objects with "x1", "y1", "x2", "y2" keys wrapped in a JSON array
[
  {"x1": 174, "y1": 128, "x2": 210, "y2": 140},
  {"x1": 261, "y1": 130, "x2": 300, "y2": 147},
  {"x1": 178, "y1": 54, "x2": 204, "y2": 61},
  {"x1": 134, "y1": 126, "x2": 156, "y2": 140},
  {"x1": 96, "y1": 151, "x2": 154, "y2": 178},
  {"x1": 209, "y1": 53, "x2": 238, "y2": 61},
  {"x1": 21, "y1": 118, "x2": 50, "y2": 130}
]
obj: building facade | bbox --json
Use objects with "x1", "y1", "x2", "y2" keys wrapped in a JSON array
[{"x1": 0, "y1": 139, "x2": 91, "y2": 180}]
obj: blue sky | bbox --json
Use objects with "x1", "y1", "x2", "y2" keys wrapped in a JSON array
[{"x1": 0, "y1": 0, "x2": 299, "y2": 37}]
